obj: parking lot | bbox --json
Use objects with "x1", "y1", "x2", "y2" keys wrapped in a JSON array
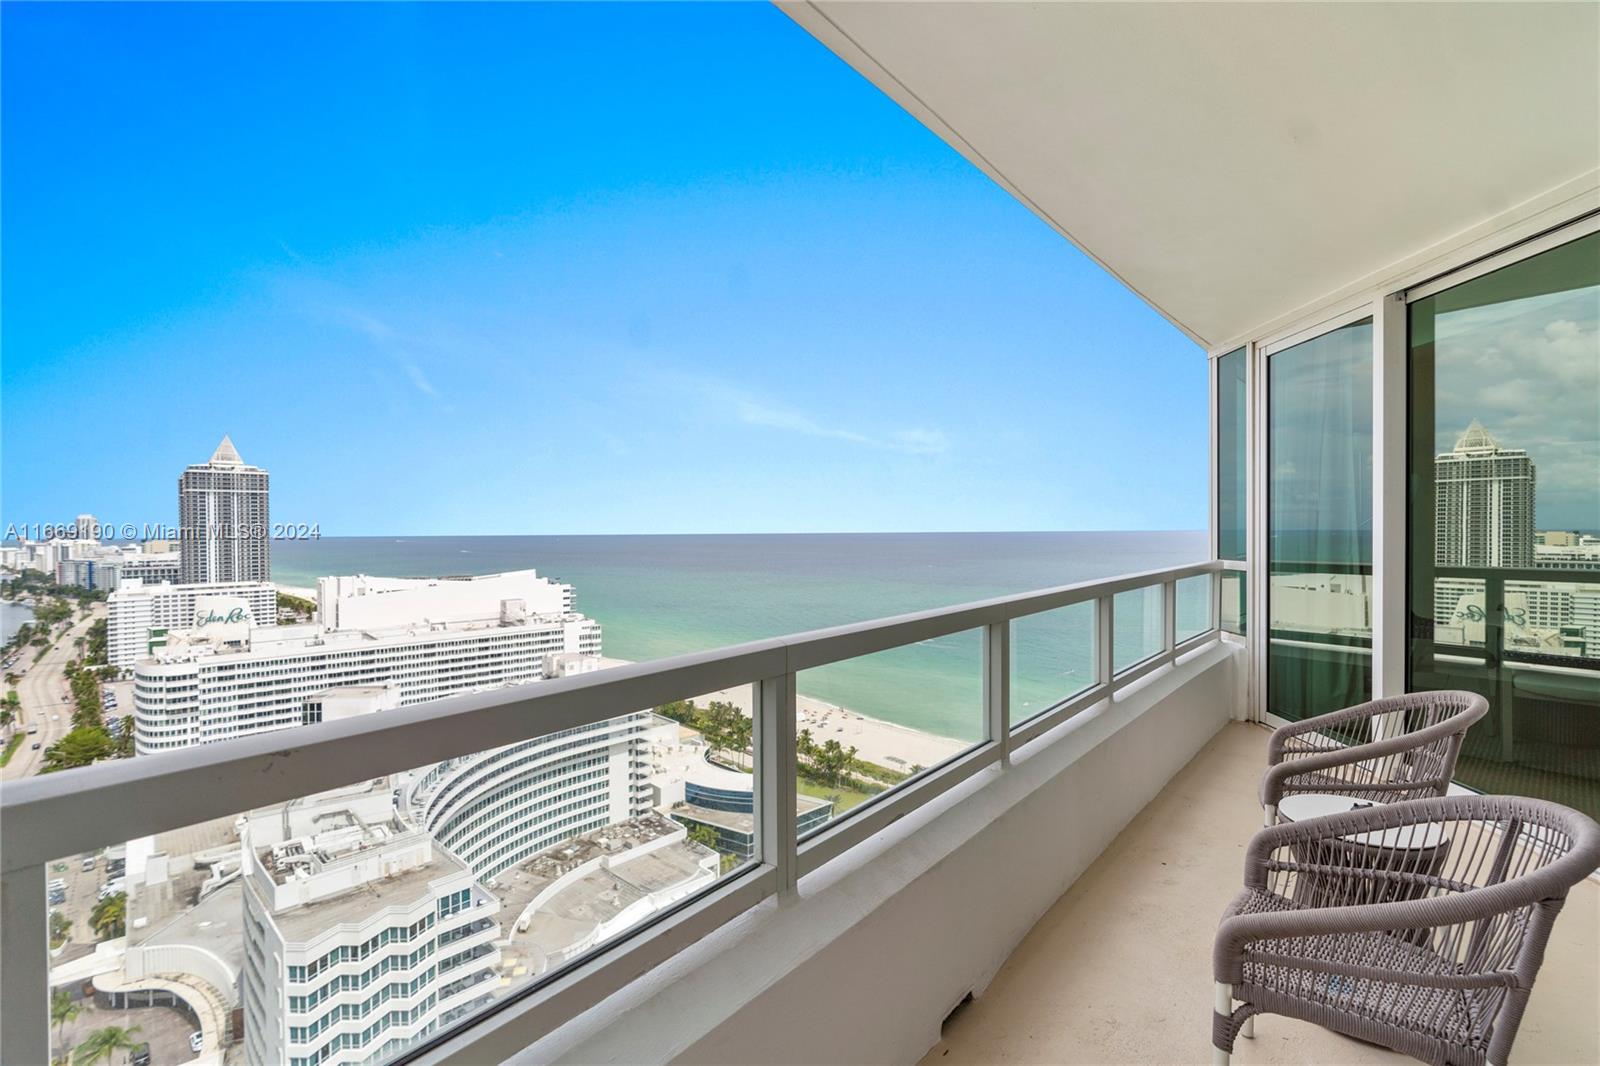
[{"x1": 54, "y1": 997, "x2": 197, "y2": 1066}]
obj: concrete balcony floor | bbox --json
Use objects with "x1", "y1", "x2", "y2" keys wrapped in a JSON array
[{"x1": 923, "y1": 722, "x2": 1600, "y2": 1066}]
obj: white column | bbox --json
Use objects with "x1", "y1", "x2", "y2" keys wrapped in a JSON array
[{"x1": 1372, "y1": 292, "x2": 1408, "y2": 698}]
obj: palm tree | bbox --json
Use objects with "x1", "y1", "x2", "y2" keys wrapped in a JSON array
[
  {"x1": 72, "y1": 1025, "x2": 141, "y2": 1066},
  {"x1": 89, "y1": 893, "x2": 126, "y2": 940},
  {"x1": 51, "y1": 988, "x2": 81, "y2": 1045}
]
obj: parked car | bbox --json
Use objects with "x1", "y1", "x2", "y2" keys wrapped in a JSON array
[
  {"x1": 130, "y1": 1044, "x2": 151, "y2": 1066},
  {"x1": 30, "y1": 742, "x2": 41, "y2": 750},
  {"x1": 81, "y1": 856, "x2": 96, "y2": 871},
  {"x1": 189, "y1": 1031, "x2": 204, "y2": 1053},
  {"x1": 46, "y1": 879, "x2": 65, "y2": 891},
  {"x1": 48, "y1": 890, "x2": 65, "y2": 906}
]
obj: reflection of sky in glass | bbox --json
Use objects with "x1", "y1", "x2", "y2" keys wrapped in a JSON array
[
  {"x1": 1433, "y1": 283, "x2": 1600, "y2": 531},
  {"x1": 1269, "y1": 320, "x2": 1373, "y2": 564}
]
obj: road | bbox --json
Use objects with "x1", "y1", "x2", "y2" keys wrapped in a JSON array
[{"x1": 2, "y1": 604, "x2": 105, "y2": 781}]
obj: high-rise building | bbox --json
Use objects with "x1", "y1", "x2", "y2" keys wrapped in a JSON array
[
  {"x1": 1434, "y1": 420, "x2": 1535, "y2": 568},
  {"x1": 179, "y1": 436, "x2": 270, "y2": 584},
  {"x1": 74, "y1": 514, "x2": 99, "y2": 544},
  {"x1": 239, "y1": 779, "x2": 502, "y2": 1066}
]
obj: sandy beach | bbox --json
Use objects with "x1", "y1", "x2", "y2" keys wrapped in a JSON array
[
  {"x1": 597, "y1": 657, "x2": 968, "y2": 772},
  {"x1": 274, "y1": 582, "x2": 318, "y2": 600}
]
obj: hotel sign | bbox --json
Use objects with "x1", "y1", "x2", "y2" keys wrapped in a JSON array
[{"x1": 192, "y1": 596, "x2": 252, "y2": 642}]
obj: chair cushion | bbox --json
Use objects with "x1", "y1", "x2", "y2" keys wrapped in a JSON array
[{"x1": 1227, "y1": 888, "x2": 1490, "y2": 1054}]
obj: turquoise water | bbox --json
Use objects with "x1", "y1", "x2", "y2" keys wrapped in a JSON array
[
  {"x1": 1, "y1": 601, "x2": 35, "y2": 646},
  {"x1": 274, "y1": 532, "x2": 1207, "y2": 741}
]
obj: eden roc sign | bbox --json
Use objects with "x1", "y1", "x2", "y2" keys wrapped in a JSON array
[{"x1": 192, "y1": 596, "x2": 252, "y2": 642}]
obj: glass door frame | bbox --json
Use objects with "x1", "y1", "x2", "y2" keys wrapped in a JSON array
[
  {"x1": 1252, "y1": 303, "x2": 1381, "y2": 729},
  {"x1": 1210, "y1": 205, "x2": 1599, "y2": 731},
  {"x1": 1400, "y1": 211, "x2": 1600, "y2": 758}
]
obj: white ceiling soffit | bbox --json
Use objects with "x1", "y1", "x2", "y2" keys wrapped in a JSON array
[{"x1": 780, "y1": 2, "x2": 1600, "y2": 349}]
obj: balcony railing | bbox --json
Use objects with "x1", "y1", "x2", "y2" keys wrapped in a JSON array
[{"x1": 0, "y1": 559, "x2": 1221, "y2": 1065}]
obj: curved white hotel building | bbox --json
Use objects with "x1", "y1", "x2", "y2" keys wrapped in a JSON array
[{"x1": 405, "y1": 709, "x2": 653, "y2": 881}]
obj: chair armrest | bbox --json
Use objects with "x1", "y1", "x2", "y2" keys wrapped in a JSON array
[{"x1": 1260, "y1": 711, "x2": 1473, "y2": 808}]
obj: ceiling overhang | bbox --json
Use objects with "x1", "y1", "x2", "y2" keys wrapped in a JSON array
[{"x1": 780, "y1": 2, "x2": 1600, "y2": 349}]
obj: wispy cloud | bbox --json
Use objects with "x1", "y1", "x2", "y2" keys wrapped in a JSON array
[
  {"x1": 324, "y1": 303, "x2": 441, "y2": 401},
  {"x1": 688, "y1": 378, "x2": 948, "y2": 456}
]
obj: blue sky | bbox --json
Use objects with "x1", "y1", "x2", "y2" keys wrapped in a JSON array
[{"x1": 1, "y1": 2, "x2": 1206, "y2": 537}]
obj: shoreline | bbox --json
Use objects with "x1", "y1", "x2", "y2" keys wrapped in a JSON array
[
  {"x1": 597, "y1": 656, "x2": 968, "y2": 772},
  {"x1": 264, "y1": 587, "x2": 970, "y2": 769}
]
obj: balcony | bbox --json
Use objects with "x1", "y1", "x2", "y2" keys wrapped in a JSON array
[
  {"x1": 3, "y1": 4, "x2": 1598, "y2": 1066},
  {"x1": 923, "y1": 722, "x2": 1599, "y2": 1066}
]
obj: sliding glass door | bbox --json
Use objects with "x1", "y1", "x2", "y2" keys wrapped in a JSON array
[
  {"x1": 1408, "y1": 230, "x2": 1600, "y2": 818},
  {"x1": 1266, "y1": 317, "x2": 1373, "y2": 722}
]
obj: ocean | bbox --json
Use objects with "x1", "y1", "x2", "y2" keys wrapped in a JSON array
[{"x1": 274, "y1": 532, "x2": 1208, "y2": 742}]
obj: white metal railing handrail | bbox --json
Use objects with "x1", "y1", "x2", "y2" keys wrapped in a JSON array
[
  {"x1": 0, "y1": 558, "x2": 1222, "y2": 1066},
  {"x1": 0, "y1": 558, "x2": 1217, "y2": 871}
]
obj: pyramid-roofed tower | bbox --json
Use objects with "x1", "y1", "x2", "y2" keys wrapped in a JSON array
[
  {"x1": 1453, "y1": 419, "x2": 1501, "y2": 453},
  {"x1": 209, "y1": 435, "x2": 244, "y2": 466},
  {"x1": 179, "y1": 437, "x2": 269, "y2": 583}
]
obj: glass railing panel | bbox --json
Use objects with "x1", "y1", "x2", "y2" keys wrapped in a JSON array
[
  {"x1": 1175, "y1": 574, "x2": 1212, "y2": 643},
  {"x1": 795, "y1": 629, "x2": 982, "y2": 839},
  {"x1": 1217, "y1": 346, "x2": 1248, "y2": 562},
  {"x1": 44, "y1": 701, "x2": 756, "y2": 1066},
  {"x1": 1009, "y1": 601, "x2": 1095, "y2": 726},
  {"x1": 1221, "y1": 569, "x2": 1247, "y2": 636},
  {"x1": 1112, "y1": 585, "x2": 1163, "y2": 674}
]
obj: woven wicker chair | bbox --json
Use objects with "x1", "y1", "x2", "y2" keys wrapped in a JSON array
[
  {"x1": 1262, "y1": 691, "x2": 1489, "y2": 826},
  {"x1": 1212, "y1": 795, "x2": 1600, "y2": 1066}
]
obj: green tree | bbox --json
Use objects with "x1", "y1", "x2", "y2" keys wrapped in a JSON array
[
  {"x1": 51, "y1": 988, "x2": 81, "y2": 1045},
  {"x1": 42, "y1": 728, "x2": 116, "y2": 773},
  {"x1": 815, "y1": 739, "x2": 859, "y2": 787},
  {"x1": 687, "y1": 824, "x2": 719, "y2": 851},
  {"x1": 83, "y1": 619, "x2": 108, "y2": 666},
  {"x1": 726, "y1": 714, "x2": 753, "y2": 769},
  {"x1": 72, "y1": 1025, "x2": 141, "y2": 1066},
  {"x1": 50, "y1": 909, "x2": 72, "y2": 949},
  {"x1": 276, "y1": 591, "x2": 316, "y2": 621},
  {"x1": 90, "y1": 892, "x2": 126, "y2": 940}
]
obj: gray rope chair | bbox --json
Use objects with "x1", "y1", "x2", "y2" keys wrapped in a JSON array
[
  {"x1": 1262, "y1": 691, "x2": 1489, "y2": 825},
  {"x1": 1212, "y1": 794, "x2": 1600, "y2": 1066}
]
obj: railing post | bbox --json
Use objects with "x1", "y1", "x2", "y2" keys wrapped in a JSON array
[
  {"x1": 1097, "y1": 594, "x2": 1116, "y2": 688},
  {"x1": 0, "y1": 864, "x2": 49, "y2": 1066},
  {"x1": 983, "y1": 621, "x2": 1011, "y2": 766},
  {"x1": 1162, "y1": 579, "x2": 1178, "y2": 655},
  {"x1": 1485, "y1": 573, "x2": 1515, "y2": 764},
  {"x1": 756, "y1": 672, "x2": 798, "y2": 894}
]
